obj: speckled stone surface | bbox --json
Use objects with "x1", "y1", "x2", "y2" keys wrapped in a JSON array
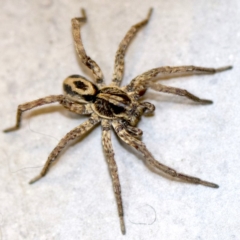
[{"x1": 1, "y1": 0, "x2": 240, "y2": 239}]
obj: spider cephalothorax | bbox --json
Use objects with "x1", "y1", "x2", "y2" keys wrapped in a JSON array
[{"x1": 4, "y1": 8, "x2": 232, "y2": 234}]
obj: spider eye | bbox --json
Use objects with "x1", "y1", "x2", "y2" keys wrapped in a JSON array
[{"x1": 63, "y1": 75, "x2": 98, "y2": 102}]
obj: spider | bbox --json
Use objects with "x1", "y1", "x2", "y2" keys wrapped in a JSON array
[{"x1": 4, "y1": 8, "x2": 232, "y2": 234}]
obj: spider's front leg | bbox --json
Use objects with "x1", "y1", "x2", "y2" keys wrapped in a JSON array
[
  {"x1": 29, "y1": 114, "x2": 100, "y2": 184},
  {"x1": 127, "y1": 65, "x2": 232, "y2": 102},
  {"x1": 72, "y1": 9, "x2": 104, "y2": 86},
  {"x1": 3, "y1": 95, "x2": 64, "y2": 132},
  {"x1": 112, "y1": 121, "x2": 219, "y2": 188},
  {"x1": 101, "y1": 120, "x2": 125, "y2": 234},
  {"x1": 112, "y1": 8, "x2": 153, "y2": 86}
]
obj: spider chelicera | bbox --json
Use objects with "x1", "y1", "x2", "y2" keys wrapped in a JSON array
[{"x1": 4, "y1": 8, "x2": 232, "y2": 234}]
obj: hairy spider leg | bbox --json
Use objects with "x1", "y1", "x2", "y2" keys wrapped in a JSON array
[
  {"x1": 60, "y1": 98, "x2": 93, "y2": 115},
  {"x1": 112, "y1": 8, "x2": 153, "y2": 87},
  {"x1": 102, "y1": 119, "x2": 125, "y2": 234},
  {"x1": 127, "y1": 65, "x2": 232, "y2": 100},
  {"x1": 112, "y1": 121, "x2": 219, "y2": 188},
  {"x1": 72, "y1": 9, "x2": 104, "y2": 87},
  {"x1": 29, "y1": 114, "x2": 100, "y2": 184}
]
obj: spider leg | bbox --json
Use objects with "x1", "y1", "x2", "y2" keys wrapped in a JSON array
[
  {"x1": 149, "y1": 83, "x2": 213, "y2": 104},
  {"x1": 60, "y1": 98, "x2": 93, "y2": 115},
  {"x1": 72, "y1": 9, "x2": 104, "y2": 87},
  {"x1": 111, "y1": 8, "x2": 153, "y2": 86},
  {"x1": 29, "y1": 114, "x2": 100, "y2": 184},
  {"x1": 126, "y1": 65, "x2": 232, "y2": 92},
  {"x1": 102, "y1": 120, "x2": 125, "y2": 234},
  {"x1": 3, "y1": 95, "x2": 93, "y2": 133},
  {"x1": 125, "y1": 124, "x2": 143, "y2": 138},
  {"x1": 3, "y1": 95, "x2": 64, "y2": 132},
  {"x1": 112, "y1": 121, "x2": 219, "y2": 188}
]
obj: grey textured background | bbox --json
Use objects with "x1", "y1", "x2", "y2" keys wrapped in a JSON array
[{"x1": 1, "y1": 0, "x2": 240, "y2": 239}]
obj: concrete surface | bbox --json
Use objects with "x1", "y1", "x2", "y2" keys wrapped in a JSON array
[{"x1": 0, "y1": 0, "x2": 240, "y2": 239}]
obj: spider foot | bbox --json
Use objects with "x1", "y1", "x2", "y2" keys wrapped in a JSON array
[
  {"x1": 199, "y1": 180, "x2": 219, "y2": 188},
  {"x1": 215, "y1": 65, "x2": 233, "y2": 72},
  {"x1": 3, "y1": 126, "x2": 19, "y2": 133},
  {"x1": 120, "y1": 216, "x2": 126, "y2": 235},
  {"x1": 75, "y1": 8, "x2": 87, "y2": 23},
  {"x1": 183, "y1": 90, "x2": 213, "y2": 104},
  {"x1": 29, "y1": 174, "x2": 43, "y2": 184},
  {"x1": 147, "y1": 8, "x2": 153, "y2": 19},
  {"x1": 178, "y1": 173, "x2": 219, "y2": 188},
  {"x1": 198, "y1": 99, "x2": 213, "y2": 104}
]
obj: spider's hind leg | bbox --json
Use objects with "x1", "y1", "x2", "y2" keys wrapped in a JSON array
[
  {"x1": 102, "y1": 120, "x2": 126, "y2": 234},
  {"x1": 112, "y1": 121, "x2": 219, "y2": 188}
]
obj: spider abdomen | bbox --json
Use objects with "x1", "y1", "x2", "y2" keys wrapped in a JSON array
[{"x1": 63, "y1": 75, "x2": 99, "y2": 103}]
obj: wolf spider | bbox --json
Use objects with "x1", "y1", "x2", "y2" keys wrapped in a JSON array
[{"x1": 4, "y1": 8, "x2": 232, "y2": 234}]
